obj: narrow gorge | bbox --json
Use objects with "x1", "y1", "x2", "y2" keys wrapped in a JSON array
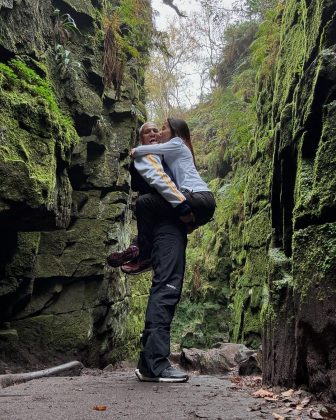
[{"x1": 0, "y1": 0, "x2": 335, "y2": 403}]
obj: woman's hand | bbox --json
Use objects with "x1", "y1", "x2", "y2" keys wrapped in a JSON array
[{"x1": 129, "y1": 148, "x2": 135, "y2": 158}]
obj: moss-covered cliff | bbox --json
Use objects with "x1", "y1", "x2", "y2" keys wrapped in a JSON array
[
  {"x1": 261, "y1": 0, "x2": 336, "y2": 399},
  {"x1": 172, "y1": 0, "x2": 335, "y2": 400},
  {"x1": 0, "y1": 0, "x2": 151, "y2": 370}
]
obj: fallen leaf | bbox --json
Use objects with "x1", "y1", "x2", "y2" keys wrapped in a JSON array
[
  {"x1": 301, "y1": 396, "x2": 312, "y2": 407},
  {"x1": 231, "y1": 376, "x2": 243, "y2": 384},
  {"x1": 283, "y1": 408, "x2": 293, "y2": 414},
  {"x1": 253, "y1": 388, "x2": 275, "y2": 398},
  {"x1": 272, "y1": 412, "x2": 285, "y2": 420},
  {"x1": 93, "y1": 405, "x2": 107, "y2": 411},
  {"x1": 250, "y1": 376, "x2": 262, "y2": 382},
  {"x1": 281, "y1": 389, "x2": 294, "y2": 398},
  {"x1": 307, "y1": 408, "x2": 323, "y2": 419},
  {"x1": 286, "y1": 401, "x2": 299, "y2": 408},
  {"x1": 265, "y1": 396, "x2": 279, "y2": 401}
]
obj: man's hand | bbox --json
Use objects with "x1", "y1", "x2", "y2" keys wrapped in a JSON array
[{"x1": 179, "y1": 212, "x2": 195, "y2": 224}]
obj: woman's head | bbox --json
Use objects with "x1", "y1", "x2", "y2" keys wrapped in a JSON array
[
  {"x1": 162, "y1": 117, "x2": 195, "y2": 165},
  {"x1": 167, "y1": 118, "x2": 191, "y2": 142}
]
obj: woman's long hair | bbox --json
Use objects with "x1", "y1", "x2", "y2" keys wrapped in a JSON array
[{"x1": 167, "y1": 117, "x2": 196, "y2": 166}]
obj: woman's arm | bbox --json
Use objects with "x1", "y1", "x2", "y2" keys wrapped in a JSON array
[{"x1": 132, "y1": 138, "x2": 182, "y2": 158}]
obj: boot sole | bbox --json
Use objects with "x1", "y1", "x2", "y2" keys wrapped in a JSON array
[
  {"x1": 135, "y1": 369, "x2": 189, "y2": 383},
  {"x1": 121, "y1": 267, "x2": 152, "y2": 275}
]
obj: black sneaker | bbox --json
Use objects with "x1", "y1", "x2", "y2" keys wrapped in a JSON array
[{"x1": 135, "y1": 367, "x2": 189, "y2": 383}]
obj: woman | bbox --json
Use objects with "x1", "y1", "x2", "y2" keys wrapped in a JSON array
[
  {"x1": 132, "y1": 117, "x2": 216, "y2": 228},
  {"x1": 108, "y1": 118, "x2": 216, "y2": 272}
]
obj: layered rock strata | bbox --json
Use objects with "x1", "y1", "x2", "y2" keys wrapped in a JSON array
[
  {"x1": 261, "y1": 0, "x2": 336, "y2": 400},
  {"x1": 0, "y1": 0, "x2": 148, "y2": 370}
]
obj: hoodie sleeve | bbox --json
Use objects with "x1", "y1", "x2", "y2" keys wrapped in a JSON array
[
  {"x1": 134, "y1": 154, "x2": 190, "y2": 213},
  {"x1": 132, "y1": 138, "x2": 182, "y2": 158}
]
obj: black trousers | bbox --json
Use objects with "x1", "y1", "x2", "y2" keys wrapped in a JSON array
[
  {"x1": 182, "y1": 190, "x2": 216, "y2": 227},
  {"x1": 137, "y1": 219, "x2": 187, "y2": 377},
  {"x1": 136, "y1": 191, "x2": 215, "y2": 260},
  {"x1": 136, "y1": 193, "x2": 178, "y2": 260}
]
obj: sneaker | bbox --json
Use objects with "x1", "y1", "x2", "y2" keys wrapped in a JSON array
[
  {"x1": 135, "y1": 367, "x2": 189, "y2": 383},
  {"x1": 121, "y1": 258, "x2": 152, "y2": 275},
  {"x1": 107, "y1": 245, "x2": 139, "y2": 267}
]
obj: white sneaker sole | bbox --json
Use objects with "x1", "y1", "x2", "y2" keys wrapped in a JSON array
[{"x1": 135, "y1": 369, "x2": 189, "y2": 383}]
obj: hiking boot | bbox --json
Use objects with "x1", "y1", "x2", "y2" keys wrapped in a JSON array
[
  {"x1": 107, "y1": 245, "x2": 139, "y2": 267},
  {"x1": 121, "y1": 258, "x2": 152, "y2": 275},
  {"x1": 135, "y1": 367, "x2": 189, "y2": 383}
]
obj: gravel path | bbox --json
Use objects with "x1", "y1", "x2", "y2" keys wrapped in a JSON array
[{"x1": 0, "y1": 370, "x2": 313, "y2": 420}]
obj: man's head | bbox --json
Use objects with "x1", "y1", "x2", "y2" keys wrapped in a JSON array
[{"x1": 139, "y1": 122, "x2": 160, "y2": 145}]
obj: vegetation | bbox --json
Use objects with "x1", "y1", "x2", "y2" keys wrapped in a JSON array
[
  {"x1": 143, "y1": 0, "x2": 282, "y2": 349},
  {"x1": 0, "y1": 58, "x2": 78, "y2": 149},
  {"x1": 52, "y1": 9, "x2": 84, "y2": 81},
  {"x1": 53, "y1": 9, "x2": 80, "y2": 45},
  {"x1": 102, "y1": 0, "x2": 157, "y2": 96}
]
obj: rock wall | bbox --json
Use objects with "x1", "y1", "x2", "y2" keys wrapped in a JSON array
[
  {"x1": 173, "y1": 0, "x2": 336, "y2": 401},
  {"x1": 220, "y1": 0, "x2": 336, "y2": 399},
  {"x1": 261, "y1": 0, "x2": 336, "y2": 400},
  {"x1": 0, "y1": 0, "x2": 149, "y2": 371}
]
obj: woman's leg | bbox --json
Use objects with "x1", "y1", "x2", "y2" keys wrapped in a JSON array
[
  {"x1": 182, "y1": 191, "x2": 216, "y2": 227},
  {"x1": 106, "y1": 237, "x2": 139, "y2": 267}
]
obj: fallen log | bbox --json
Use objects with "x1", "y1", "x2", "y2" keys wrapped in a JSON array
[{"x1": 0, "y1": 361, "x2": 83, "y2": 389}]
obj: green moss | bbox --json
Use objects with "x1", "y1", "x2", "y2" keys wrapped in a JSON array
[
  {"x1": 172, "y1": 301, "x2": 229, "y2": 350},
  {"x1": 244, "y1": 157, "x2": 272, "y2": 217},
  {"x1": 0, "y1": 59, "x2": 78, "y2": 150},
  {"x1": 292, "y1": 223, "x2": 336, "y2": 302},
  {"x1": 122, "y1": 262, "x2": 152, "y2": 360},
  {"x1": 6, "y1": 232, "x2": 41, "y2": 278},
  {"x1": 13, "y1": 311, "x2": 92, "y2": 354},
  {"x1": 243, "y1": 205, "x2": 271, "y2": 248},
  {"x1": 0, "y1": 59, "x2": 79, "y2": 207}
]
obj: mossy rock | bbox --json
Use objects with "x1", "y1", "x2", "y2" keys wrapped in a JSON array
[
  {"x1": 237, "y1": 247, "x2": 269, "y2": 288},
  {"x1": 6, "y1": 232, "x2": 40, "y2": 278},
  {"x1": 172, "y1": 301, "x2": 230, "y2": 350},
  {"x1": 292, "y1": 222, "x2": 336, "y2": 302},
  {"x1": 243, "y1": 205, "x2": 271, "y2": 248},
  {"x1": 12, "y1": 311, "x2": 92, "y2": 355},
  {"x1": 0, "y1": 59, "x2": 77, "y2": 223},
  {"x1": 15, "y1": 276, "x2": 103, "y2": 319},
  {"x1": 244, "y1": 158, "x2": 272, "y2": 216},
  {"x1": 60, "y1": 0, "x2": 96, "y2": 22}
]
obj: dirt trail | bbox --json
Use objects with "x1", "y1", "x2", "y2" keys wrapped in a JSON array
[{"x1": 0, "y1": 370, "x2": 313, "y2": 420}]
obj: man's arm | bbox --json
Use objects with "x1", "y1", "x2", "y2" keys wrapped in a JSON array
[{"x1": 134, "y1": 154, "x2": 192, "y2": 217}]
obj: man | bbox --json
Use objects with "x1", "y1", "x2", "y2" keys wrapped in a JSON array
[
  {"x1": 108, "y1": 122, "x2": 190, "y2": 382},
  {"x1": 108, "y1": 122, "x2": 192, "y2": 272}
]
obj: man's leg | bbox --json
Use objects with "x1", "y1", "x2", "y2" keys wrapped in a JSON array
[{"x1": 137, "y1": 220, "x2": 187, "y2": 377}]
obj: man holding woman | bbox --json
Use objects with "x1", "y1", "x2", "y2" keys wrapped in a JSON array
[{"x1": 108, "y1": 118, "x2": 215, "y2": 382}]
